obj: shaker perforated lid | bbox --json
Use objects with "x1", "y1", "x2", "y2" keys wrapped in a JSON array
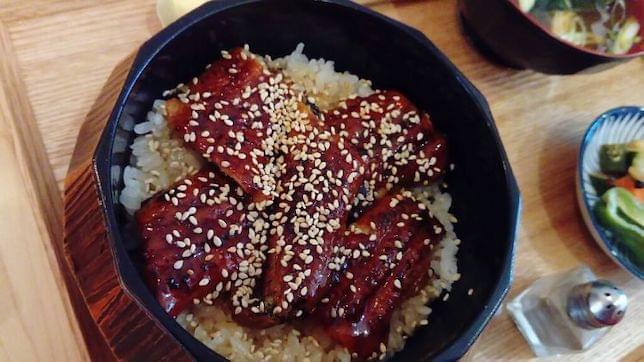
[{"x1": 567, "y1": 280, "x2": 628, "y2": 329}]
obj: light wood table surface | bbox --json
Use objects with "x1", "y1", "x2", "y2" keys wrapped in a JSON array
[{"x1": 0, "y1": 0, "x2": 642, "y2": 360}]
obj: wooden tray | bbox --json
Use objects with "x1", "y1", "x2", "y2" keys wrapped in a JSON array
[
  {"x1": 64, "y1": 54, "x2": 192, "y2": 360},
  {"x1": 1, "y1": 0, "x2": 643, "y2": 360}
]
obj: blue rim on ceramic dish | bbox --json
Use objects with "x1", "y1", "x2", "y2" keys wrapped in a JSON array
[{"x1": 577, "y1": 106, "x2": 644, "y2": 280}]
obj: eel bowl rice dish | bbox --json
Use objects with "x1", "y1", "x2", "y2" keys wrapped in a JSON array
[{"x1": 119, "y1": 44, "x2": 460, "y2": 361}]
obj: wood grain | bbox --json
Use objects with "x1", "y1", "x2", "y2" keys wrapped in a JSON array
[
  {"x1": 0, "y1": 0, "x2": 642, "y2": 361},
  {"x1": 63, "y1": 62, "x2": 191, "y2": 358},
  {"x1": 64, "y1": 167, "x2": 189, "y2": 361},
  {"x1": 0, "y1": 18, "x2": 88, "y2": 362}
]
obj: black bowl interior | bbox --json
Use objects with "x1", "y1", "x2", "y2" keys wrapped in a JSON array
[{"x1": 95, "y1": 0, "x2": 520, "y2": 360}]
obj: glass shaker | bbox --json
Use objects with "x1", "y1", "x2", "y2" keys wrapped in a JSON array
[{"x1": 506, "y1": 266, "x2": 628, "y2": 357}]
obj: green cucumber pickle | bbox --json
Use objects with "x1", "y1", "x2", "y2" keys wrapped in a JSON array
[
  {"x1": 594, "y1": 188, "x2": 644, "y2": 266},
  {"x1": 599, "y1": 144, "x2": 629, "y2": 175}
]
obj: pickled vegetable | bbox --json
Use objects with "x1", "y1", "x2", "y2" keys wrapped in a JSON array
[
  {"x1": 590, "y1": 172, "x2": 613, "y2": 195},
  {"x1": 626, "y1": 140, "x2": 644, "y2": 153},
  {"x1": 594, "y1": 187, "x2": 644, "y2": 265},
  {"x1": 610, "y1": 187, "x2": 644, "y2": 226},
  {"x1": 599, "y1": 144, "x2": 629, "y2": 175},
  {"x1": 629, "y1": 153, "x2": 644, "y2": 182}
]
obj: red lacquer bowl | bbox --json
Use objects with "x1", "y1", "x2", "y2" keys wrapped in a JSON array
[{"x1": 459, "y1": 0, "x2": 644, "y2": 74}]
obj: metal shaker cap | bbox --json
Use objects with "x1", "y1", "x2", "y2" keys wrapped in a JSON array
[{"x1": 567, "y1": 280, "x2": 628, "y2": 329}]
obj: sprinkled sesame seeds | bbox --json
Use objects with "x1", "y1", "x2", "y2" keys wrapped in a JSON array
[{"x1": 137, "y1": 48, "x2": 457, "y2": 359}]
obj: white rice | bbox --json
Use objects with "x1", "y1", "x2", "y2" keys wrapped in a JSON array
[
  {"x1": 177, "y1": 306, "x2": 352, "y2": 362},
  {"x1": 119, "y1": 100, "x2": 202, "y2": 213},
  {"x1": 120, "y1": 44, "x2": 459, "y2": 361},
  {"x1": 268, "y1": 43, "x2": 374, "y2": 110}
]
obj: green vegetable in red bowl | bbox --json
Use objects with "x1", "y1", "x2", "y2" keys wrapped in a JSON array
[{"x1": 516, "y1": 0, "x2": 643, "y2": 55}]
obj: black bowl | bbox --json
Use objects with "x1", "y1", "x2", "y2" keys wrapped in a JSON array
[
  {"x1": 459, "y1": 0, "x2": 644, "y2": 74},
  {"x1": 94, "y1": 0, "x2": 520, "y2": 360}
]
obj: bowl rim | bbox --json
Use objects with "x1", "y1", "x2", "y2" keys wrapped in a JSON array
[
  {"x1": 504, "y1": 0, "x2": 644, "y2": 59},
  {"x1": 92, "y1": 0, "x2": 522, "y2": 359},
  {"x1": 577, "y1": 105, "x2": 644, "y2": 280}
]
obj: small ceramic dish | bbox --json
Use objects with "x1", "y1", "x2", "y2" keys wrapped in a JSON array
[{"x1": 577, "y1": 106, "x2": 644, "y2": 280}]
